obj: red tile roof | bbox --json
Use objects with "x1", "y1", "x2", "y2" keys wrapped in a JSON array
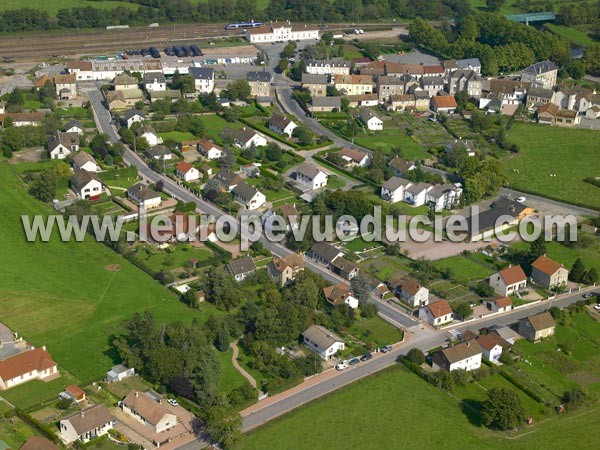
[
  {"x1": 432, "y1": 95, "x2": 457, "y2": 108},
  {"x1": 499, "y1": 265, "x2": 527, "y2": 285},
  {"x1": 176, "y1": 161, "x2": 193, "y2": 174},
  {"x1": 532, "y1": 255, "x2": 563, "y2": 276},
  {"x1": 0, "y1": 347, "x2": 56, "y2": 381},
  {"x1": 426, "y1": 300, "x2": 452, "y2": 318},
  {"x1": 65, "y1": 384, "x2": 86, "y2": 401},
  {"x1": 490, "y1": 295, "x2": 512, "y2": 308}
]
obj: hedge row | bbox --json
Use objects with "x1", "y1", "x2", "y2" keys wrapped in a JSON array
[
  {"x1": 498, "y1": 368, "x2": 549, "y2": 405},
  {"x1": 16, "y1": 409, "x2": 61, "y2": 444}
]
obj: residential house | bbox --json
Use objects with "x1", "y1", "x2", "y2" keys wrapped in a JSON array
[
  {"x1": 330, "y1": 257, "x2": 359, "y2": 280},
  {"x1": 189, "y1": 67, "x2": 215, "y2": 93},
  {"x1": 465, "y1": 197, "x2": 532, "y2": 242},
  {"x1": 358, "y1": 60, "x2": 386, "y2": 77},
  {"x1": 387, "y1": 94, "x2": 416, "y2": 112},
  {"x1": 333, "y1": 74, "x2": 374, "y2": 96},
  {"x1": 323, "y1": 283, "x2": 359, "y2": 309},
  {"x1": 268, "y1": 114, "x2": 298, "y2": 137},
  {"x1": 359, "y1": 109, "x2": 383, "y2": 131},
  {"x1": 426, "y1": 183, "x2": 462, "y2": 211},
  {"x1": 106, "y1": 89, "x2": 143, "y2": 110},
  {"x1": 225, "y1": 256, "x2": 256, "y2": 282},
  {"x1": 419, "y1": 300, "x2": 453, "y2": 327},
  {"x1": 339, "y1": 147, "x2": 370, "y2": 167},
  {"x1": 245, "y1": 22, "x2": 319, "y2": 43},
  {"x1": 241, "y1": 163, "x2": 261, "y2": 178},
  {"x1": 431, "y1": 341, "x2": 482, "y2": 371},
  {"x1": 306, "y1": 58, "x2": 350, "y2": 76},
  {"x1": 521, "y1": 60, "x2": 558, "y2": 89},
  {"x1": 537, "y1": 103, "x2": 559, "y2": 125},
  {"x1": 431, "y1": 95, "x2": 457, "y2": 113},
  {"x1": 1, "y1": 112, "x2": 45, "y2": 127},
  {"x1": 198, "y1": 139, "x2": 224, "y2": 160},
  {"x1": 20, "y1": 437, "x2": 59, "y2": 450},
  {"x1": 66, "y1": 60, "x2": 94, "y2": 81},
  {"x1": 518, "y1": 312, "x2": 556, "y2": 342},
  {"x1": 447, "y1": 70, "x2": 482, "y2": 98},
  {"x1": 346, "y1": 93, "x2": 379, "y2": 108},
  {"x1": 214, "y1": 170, "x2": 243, "y2": 192},
  {"x1": 585, "y1": 105, "x2": 600, "y2": 119},
  {"x1": 48, "y1": 130, "x2": 80, "y2": 159},
  {"x1": 483, "y1": 295, "x2": 513, "y2": 313},
  {"x1": 59, "y1": 405, "x2": 114, "y2": 444},
  {"x1": 311, "y1": 96, "x2": 341, "y2": 112},
  {"x1": 64, "y1": 385, "x2": 86, "y2": 404},
  {"x1": 443, "y1": 58, "x2": 482, "y2": 74},
  {"x1": 380, "y1": 177, "x2": 412, "y2": 204},
  {"x1": 106, "y1": 364, "x2": 135, "y2": 383},
  {"x1": 223, "y1": 127, "x2": 267, "y2": 149},
  {"x1": 295, "y1": 162, "x2": 328, "y2": 190},
  {"x1": 527, "y1": 86, "x2": 556, "y2": 108},
  {"x1": 232, "y1": 181, "x2": 266, "y2": 210},
  {"x1": 121, "y1": 391, "x2": 178, "y2": 434},
  {"x1": 309, "y1": 241, "x2": 344, "y2": 267},
  {"x1": 422, "y1": 64, "x2": 445, "y2": 78},
  {"x1": 114, "y1": 72, "x2": 139, "y2": 90},
  {"x1": 127, "y1": 183, "x2": 162, "y2": 209},
  {"x1": 123, "y1": 108, "x2": 145, "y2": 129},
  {"x1": 54, "y1": 73, "x2": 77, "y2": 100},
  {"x1": 476, "y1": 334, "x2": 505, "y2": 363},
  {"x1": 388, "y1": 157, "x2": 416, "y2": 177},
  {"x1": 531, "y1": 255, "x2": 569, "y2": 290},
  {"x1": 70, "y1": 171, "x2": 103, "y2": 200},
  {"x1": 420, "y1": 76, "x2": 445, "y2": 97},
  {"x1": 246, "y1": 71, "x2": 272, "y2": 97},
  {"x1": 415, "y1": 90, "x2": 432, "y2": 110},
  {"x1": 64, "y1": 119, "x2": 84, "y2": 135},
  {"x1": 489, "y1": 265, "x2": 527, "y2": 297},
  {"x1": 180, "y1": 139, "x2": 200, "y2": 154},
  {"x1": 267, "y1": 254, "x2": 304, "y2": 286},
  {"x1": 395, "y1": 278, "x2": 429, "y2": 308},
  {"x1": 143, "y1": 72, "x2": 166, "y2": 92},
  {"x1": 146, "y1": 145, "x2": 172, "y2": 161},
  {"x1": 0, "y1": 347, "x2": 58, "y2": 390},
  {"x1": 404, "y1": 182, "x2": 432, "y2": 207},
  {"x1": 377, "y1": 76, "x2": 405, "y2": 101},
  {"x1": 175, "y1": 161, "x2": 200, "y2": 182},
  {"x1": 137, "y1": 125, "x2": 163, "y2": 147},
  {"x1": 301, "y1": 73, "x2": 328, "y2": 97},
  {"x1": 302, "y1": 325, "x2": 345, "y2": 360},
  {"x1": 72, "y1": 152, "x2": 100, "y2": 173},
  {"x1": 555, "y1": 109, "x2": 581, "y2": 128}
]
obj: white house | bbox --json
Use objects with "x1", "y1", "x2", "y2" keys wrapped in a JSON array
[
  {"x1": 225, "y1": 127, "x2": 267, "y2": 149},
  {"x1": 72, "y1": 152, "x2": 100, "y2": 173},
  {"x1": 189, "y1": 67, "x2": 215, "y2": 93},
  {"x1": 483, "y1": 295, "x2": 513, "y2": 313},
  {"x1": 0, "y1": 347, "x2": 58, "y2": 390},
  {"x1": 121, "y1": 391, "x2": 177, "y2": 434},
  {"x1": 70, "y1": 171, "x2": 103, "y2": 200},
  {"x1": 359, "y1": 109, "x2": 383, "y2": 131},
  {"x1": 127, "y1": 183, "x2": 162, "y2": 209},
  {"x1": 395, "y1": 278, "x2": 429, "y2": 308},
  {"x1": 302, "y1": 325, "x2": 345, "y2": 360},
  {"x1": 404, "y1": 182, "x2": 432, "y2": 207},
  {"x1": 123, "y1": 108, "x2": 145, "y2": 129},
  {"x1": 295, "y1": 162, "x2": 328, "y2": 190},
  {"x1": 199, "y1": 139, "x2": 224, "y2": 160},
  {"x1": 143, "y1": 72, "x2": 166, "y2": 92},
  {"x1": 146, "y1": 145, "x2": 172, "y2": 161},
  {"x1": 476, "y1": 334, "x2": 503, "y2": 363},
  {"x1": 432, "y1": 341, "x2": 482, "y2": 372},
  {"x1": 306, "y1": 58, "x2": 351, "y2": 76},
  {"x1": 59, "y1": 405, "x2": 114, "y2": 444},
  {"x1": 426, "y1": 183, "x2": 462, "y2": 212},
  {"x1": 380, "y1": 177, "x2": 412, "y2": 203},
  {"x1": 225, "y1": 256, "x2": 256, "y2": 282},
  {"x1": 137, "y1": 125, "x2": 163, "y2": 147},
  {"x1": 54, "y1": 73, "x2": 78, "y2": 100},
  {"x1": 323, "y1": 283, "x2": 359, "y2": 309},
  {"x1": 232, "y1": 181, "x2": 266, "y2": 210},
  {"x1": 64, "y1": 119, "x2": 84, "y2": 135},
  {"x1": 489, "y1": 265, "x2": 527, "y2": 297},
  {"x1": 246, "y1": 22, "x2": 320, "y2": 44},
  {"x1": 419, "y1": 300, "x2": 453, "y2": 327},
  {"x1": 106, "y1": 364, "x2": 135, "y2": 383},
  {"x1": 339, "y1": 148, "x2": 370, "y2": 167},
  {"x1": 268, "y1": 114, "x2": 298, "y2": 137},
  {"x1": 175, "y1": 161, "x2": 200, "y2": 182},
  {"x1": 48, "y1": 130, "x2": 80, "y2": 160}
]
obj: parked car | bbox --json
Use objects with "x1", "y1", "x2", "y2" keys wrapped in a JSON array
[
  {"x1": 516, "y1": 196, "x2": 526, "y2": 203},
  {"x1": 594, "y1": 304, "x2": 600, "y2": 311},
  {"x1": 380, "y1": 344, "x2": 392, "y2": 353},
  {"x1": 167, "y1": 399, "x2": 178, "y2": 406},
  {"x1": 335, "y1": 361, "x2": 349, "y2": 371},
  {"x1": 360, "y1": 353, "x2": 373, "y2": 362},
  {"x1": 582, "y1": 292, "x2": 592, "y2": 299},
  {"x1": 349, "y1": 357, "x2": 360, "y2": 365}
]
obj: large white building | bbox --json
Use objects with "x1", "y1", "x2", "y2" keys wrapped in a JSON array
[{"x1": 246, "y1": 22, "x2": 319, "y2": 43}]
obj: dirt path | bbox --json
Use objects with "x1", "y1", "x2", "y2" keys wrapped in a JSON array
[{"x1": 231, "y1": 340, "x2": 258, "y2": 389}]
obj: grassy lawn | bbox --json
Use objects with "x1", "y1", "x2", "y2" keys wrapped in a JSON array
[
  {"x1": 202, "y1": 114, "x2": 244, "y2": 143},
  {"x1": 545, "y1": 24, "x2": 595, "y2": 46},
  {"x1": 0, "y1": 164, "x2": 213, "y2": 385},
  {"x1": 360, "y1": 255, "x2": 412, "y2": 282},
  {"x1": 326, "y1": 174, "x2": 346, "y2": 190},
  {"x1": 0, "y1": 416, "x2": 35, "y2": 450},
  {"x1": 466, "y1": 0, "x2": 522, "y2": 14},
  {"x1": 218, "y1": 348, "x2": 250, "y2": 394},
  {"x1": 506, "y1": 123, "x2": 600, "y2": 209},
  {"x1": 135, "y1": 244, "x2": 213, "y2": 273},
  {"x1": 23, "y1": 99, "x2": 44, "y2": 110},
  {"x1": 347, "y1": 317, "x2": 404, "y2": 348},
  {"x1": 342, "y1": 45, "x2": 364, "y2": 60},
  {"x1": 0, "y1": 0, "x2": 138, "y2": 15},
  {"x1": 158, "y1": 130, "x2": 196, "y2": 143},
  {"x1": 433, "y1": 255, "x2": 495, "y2": 284},
  {"x1": 354, "y1": 133, "x2": 430, "y2": 160},
  {"x1": 510, "y1": 240, "x2": 600, "y2": 275}
]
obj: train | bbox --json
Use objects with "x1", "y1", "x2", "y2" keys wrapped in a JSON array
[{"x1": 225, "y1": 21, "x2": 263, "y2": 30}]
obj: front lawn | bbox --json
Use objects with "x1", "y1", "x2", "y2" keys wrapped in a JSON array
[
  {"x1": 134, "y1": 244, "x2": 214, "y2": 273},
  {"x1": 433, "y1": 255, "x2": 496, "y2": 284},
  {"x1": 354, "y1": 133, "x2": 430, "y2": 160},
  {"x1": 158, "y1": 130, "x2": 196, "y2": 143},
  {"x1": 202, "y1": 114, "x2": 245, "y2": 143},
  {"x1": 218, "y1": 348, "x2": 251, "y2": 394}
]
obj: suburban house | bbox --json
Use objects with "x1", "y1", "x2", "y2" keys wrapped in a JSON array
[
  {"x1": 330, "y1": 257, "x2": 359, "y2": 280},
  {"x1": 180, "y1": 139, "x2": 200, "y2": 154},
  {"x1": 20, "y1": 436, "x2": 59, "y2": 450},
  {"x1": 214, "y1": 170, "x2": 243, "y2": 192},
  {"x1": 306, "y1": 58, "x2": 350, "y2": 76},
  {"x1": 64, "y1": 119, "x2": 84, "y2": 135},
  {"x1": 405, "y1": 182, "x2": 433, "y2": 207},
  {"x1": 347, "y1": 93, "x2": 378, "y2": 108},
  {"x1": 267, "y1": 254, "x2": 304, "y2": 286},
  {"x1": 531, "y1": 255, "x2": 569, "y2": 290},
  {"x1": 246, "y1": 71, "x2": 272, "y2": 97},
  {"x1": 333, "y1": 74, "x2": 374, "y2": 96},
  {"x1": 302, "y1": 325, "x2": 345, "y2": 360},
  {"x1": 431, "y1": 95, "x2": 458, "y2": 113},
  {"x1": 359, "y1": 109, "x2": 383, "y2": 131},
  {"x1": 380, "y1": 177, "x2": 412, "y2": 203},
  {"x1": 521, "y1": 60, "x2": 558, "y2": 89},
  {"x1": 123, "y1": 108, "x2": 145, "y2": 128},
  {"x1": 268, "y1": 114, "x2": 298, "y2": 137},
  {"x1": 527, "y1": 86, "x2": 556, "y2": 108},
  {"x1": 419, "y1": 300, "x2": 453, "y2": 327},
  {"x1": 64, "y1": 385, "x2": 86, "y2": 404},
  {"x1": 537, "y1": 103, "x2": 560, "y2": 125},
  {"x1": 114, "y1": 72, "x2": 139, "y2": 90},
  {"x1": 127, "y1": 183, "x2": 162, "y2": 209},
  {"x1": 554, "y1": 109, "x2": 581, "y2": 128},
  {"x1": 476, "y1": 334, "x2": 505, "y2": 363},
  {"x1": 323, "y1": 283, "x2": 359, "y2": 309},
  {"x1": 311, "y1": 96, "x2": 341, "y2": 112},
  {"x1": 465, "y1": 197, "x2": 532, "y2": 242},
  {"x1": 426, "y1": 183, "x2": 462, "y2": 211},
  {"x1": 309, "y1": 242, "x2": 344, "y2": 267},
  {"x1": 72, "y1": 152, "x2": 100, "y2": 173},
  {"x1": 54, "y1": 73, "x2": 78, "y2": 100},
  {"x1": 432, "y1": 341, "x2": 482, "y2": 372},
  {"x1": 137, "y1": 125, "x2": 163, "y2": 147},
  {"x1": 245, "y1": 22, "x2": 319, "y2": 43},
  {"x1": 223, "y1": 127, "x2": 267, "y2": 149},
  {"x1": 70, "y1": 171, "x2": 104, "y2": 200},
  {"x1": 0, "y1": 346, "x2": 58, "y2": 390},
  {"x1": 146, "y1": 145, "x2": 172, "y2": 161},
  {"x1": 121, "y1": 390, "x2": 178, "y2": 434},
  {"x1": 48, "y1": 130, "x2": 80, "y2": 159},
  {"x1": 59, "y1": 405, "x2": 114, "y2": 444},
  {"x1": 489, "y1": 265, "x2": 527, "y2": 297},
  {"x1": 175, "y1": 161, "x2": 200, "y2": 182},
  {"x1": 189, "y1": 67, "x2": 215, "y2": 93},
  {"x1": 232, "y1": 181, "x2": 266, "y2": 210},
  {"x1": 395, "y1": 278, "x2": 429, "y2": 308},
  {"x1": 518, "y1": 312, "x2": 556, "y2": 342},
  {"x1": 106, "y1": 364, "x2": 135, "y2": 383},
  {"x1": 143, "y1": 72, "x2": 166, "y2": 92},
  {"x1": 483, "y1": 295, "x2": 513, "y2": 313},
  {"x1": 295, "y1": 162, "x2": 328, "y2": 190},
  {"x1": 225, "y1": 256, "x2": 257, "y2": 282},
  {"x1": 388, "y1": 157, "x2": 416, "y2": 177},
  {"x1": 301, "y1": 73, "x2": 328, "y2": 96},
  {"x1": 198, "y1": 139, "x2": 224, "y2": 160},
  {"x1": 0, "y1": 112, "x2": 45, "y2": 127},
  {"x1": 66, "y1": 60, "x2": 94, "y2": 80},
  {"x1": 339, "y1": 147, "x2": 370, "y2": 167}
]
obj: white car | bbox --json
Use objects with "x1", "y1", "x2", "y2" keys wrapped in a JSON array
[
  {"x1": 516, "y1": 196, "x2": 526, "y2": 203},
  {"x1": 335, "y1": 361, "x2": 349, "y2": 371},
  {"x1": 167, "y1": 399, "x2": 178, "y2": 406},
  {"x1": 594, "y1": 305, "x2": 600, "y2": 311}
]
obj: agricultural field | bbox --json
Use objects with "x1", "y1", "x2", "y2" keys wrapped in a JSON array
[
  {"x1": 0, "y1": 1, "x2": 138, "y2": 16},
  {"x1": 506, "y1": 123, "x2": 600, "y2": 209}
]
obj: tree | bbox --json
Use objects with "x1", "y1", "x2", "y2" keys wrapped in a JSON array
[
  {"x1": 486, "y1": 0, "x2": 506, "y2": 12},
  {"x1": 481, "y1": 387, "x2": 524, "y2": 430},
  {"x1": 172, "y1": 70, "x2": 195, "y2": 94},
  {"x1": 569, "y1": 257, "x2": 586, "y2": 282},
  {"x1": 583, "y1": 267, "x2": 598, "y2": 285},
  {"x1": 29, "y1": 170, "x2": 57, "y2": 202},
  {"x1": 226, "y1": 79, "x2": 251, "y2": 101},
  {"x1": 283, "y1": 41, "x2": 296, "y2": 58},
  {"x1": 203, "y1": 401, "x2": 243, "y2": 448},
  {"x1": 528, "y1": 235, "x2": 546, "y2": 262},
  {"x1": 292, "y1": 126, "x2": 313, "y2": 146},
  {"x1": 562, "y1": 387, "x2": 590, "y2": 411},
  {"x1": 406, "y1": 348, "x2": 425, "y2": 365},
  {"x1": 278, "y1": 58, "x2": 289, "y2": 72},
  {"x1": 452, "y1": 302, "x2": 473, "y2": 320}
]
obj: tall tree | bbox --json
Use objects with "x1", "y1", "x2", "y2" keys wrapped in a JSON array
[{"x1": 481, "y1": 387, "x2": 525, "y2": 430}]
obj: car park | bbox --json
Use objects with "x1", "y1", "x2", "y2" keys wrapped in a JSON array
[
  {"x1": 349, "y1": 357, "x2": 360, "y2": 365},
  {"x1": 360, "y1": 353, "x2": 373, "y2": 362},
  {"x1": 335, "y1": 361, "x2": 349, "y2": 371}
]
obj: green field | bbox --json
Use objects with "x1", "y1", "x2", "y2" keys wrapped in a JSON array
[
  {"x1": 433, "y1": 255, "x2": 496, "y2": 284},
  {"x1": 202, "y1": 114, "x2": 245, "y2": 143},
  {"x1": 0, "y1": 0, "x2": 138, "y2": 15},
  {"x1": 138, "y1": 244, "x2": 213, "y2": 272},
  {"x1": 218, "y1": 347, "x2": 250, "y2": 394},
  {"x1": 353, "y1": 131, "x2": 431, "y2": 160},
  {"x1": 466, "y1": 0, "x2": 522, "y2": 14},
  {"x1": 545, "y1": 23, "x2": 596, "y2": 46},
  {"x1": 0, "y1": 163, "x2": 217, "y2": 387},
  {"x1": 158, "y1": 130, "x2": 196, "y2": 143},
  {"x1": 0, "y1": 416, "x2": 34, "y2": 449},
  {"x1": 511, "y1": 239, "x2": 600, "y2": 275},
  {"x1": 506, "y1": 123, "x2": 600, "y2": 209}
]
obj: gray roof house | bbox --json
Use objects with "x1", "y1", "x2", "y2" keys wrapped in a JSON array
[
  {"x1": 309, "y1": 242, "x2": 344, "y2": 266},
  {"x1": 302, "y1": 325, "x2": 345, "y2": 360},
  {"x1": 59, "y1": 404, "x2": 114, "y2": 444},
  {"x1": 225, "y1": 256, "x2": 257, "y2": 282}
]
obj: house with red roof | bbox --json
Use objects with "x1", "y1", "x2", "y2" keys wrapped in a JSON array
[
  {"x1": 419, "y1": 299, "x2": 453, "y2": 327},
  {"x1": 531, "y1": 255, "x2": 569, "y2": 290},
  {"x1": 175, "y1": 161, "x2": 200, "y2": 182},
  {"x1": 0, "y1": 346, "x2": 58, "y2": 390},
  {"x1": 483, "y1": 295, "x2": 513, "y2": 313},
  {"x1": 489, "y1": 265, "x2": 527, "y2": 297}
]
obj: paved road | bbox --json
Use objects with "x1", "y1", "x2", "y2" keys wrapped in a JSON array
[{"x1": 499, "y1": 187, "x2": 598, "y2": 217}]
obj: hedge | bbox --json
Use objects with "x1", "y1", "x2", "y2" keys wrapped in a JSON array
[
  {"x1": 16, "y1": 409, "x2": 61, "y2": 444},
  {"x1": 498, "y1": 368, "x2": 549, "y2": 405}
]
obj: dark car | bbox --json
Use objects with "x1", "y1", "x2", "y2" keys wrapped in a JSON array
[
  {"x1": 360, "y1": 353, "x2": 373, "y2": 362},
  {"x1": 349, "y1": 357, "x2": 360, "y2": 365}
]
